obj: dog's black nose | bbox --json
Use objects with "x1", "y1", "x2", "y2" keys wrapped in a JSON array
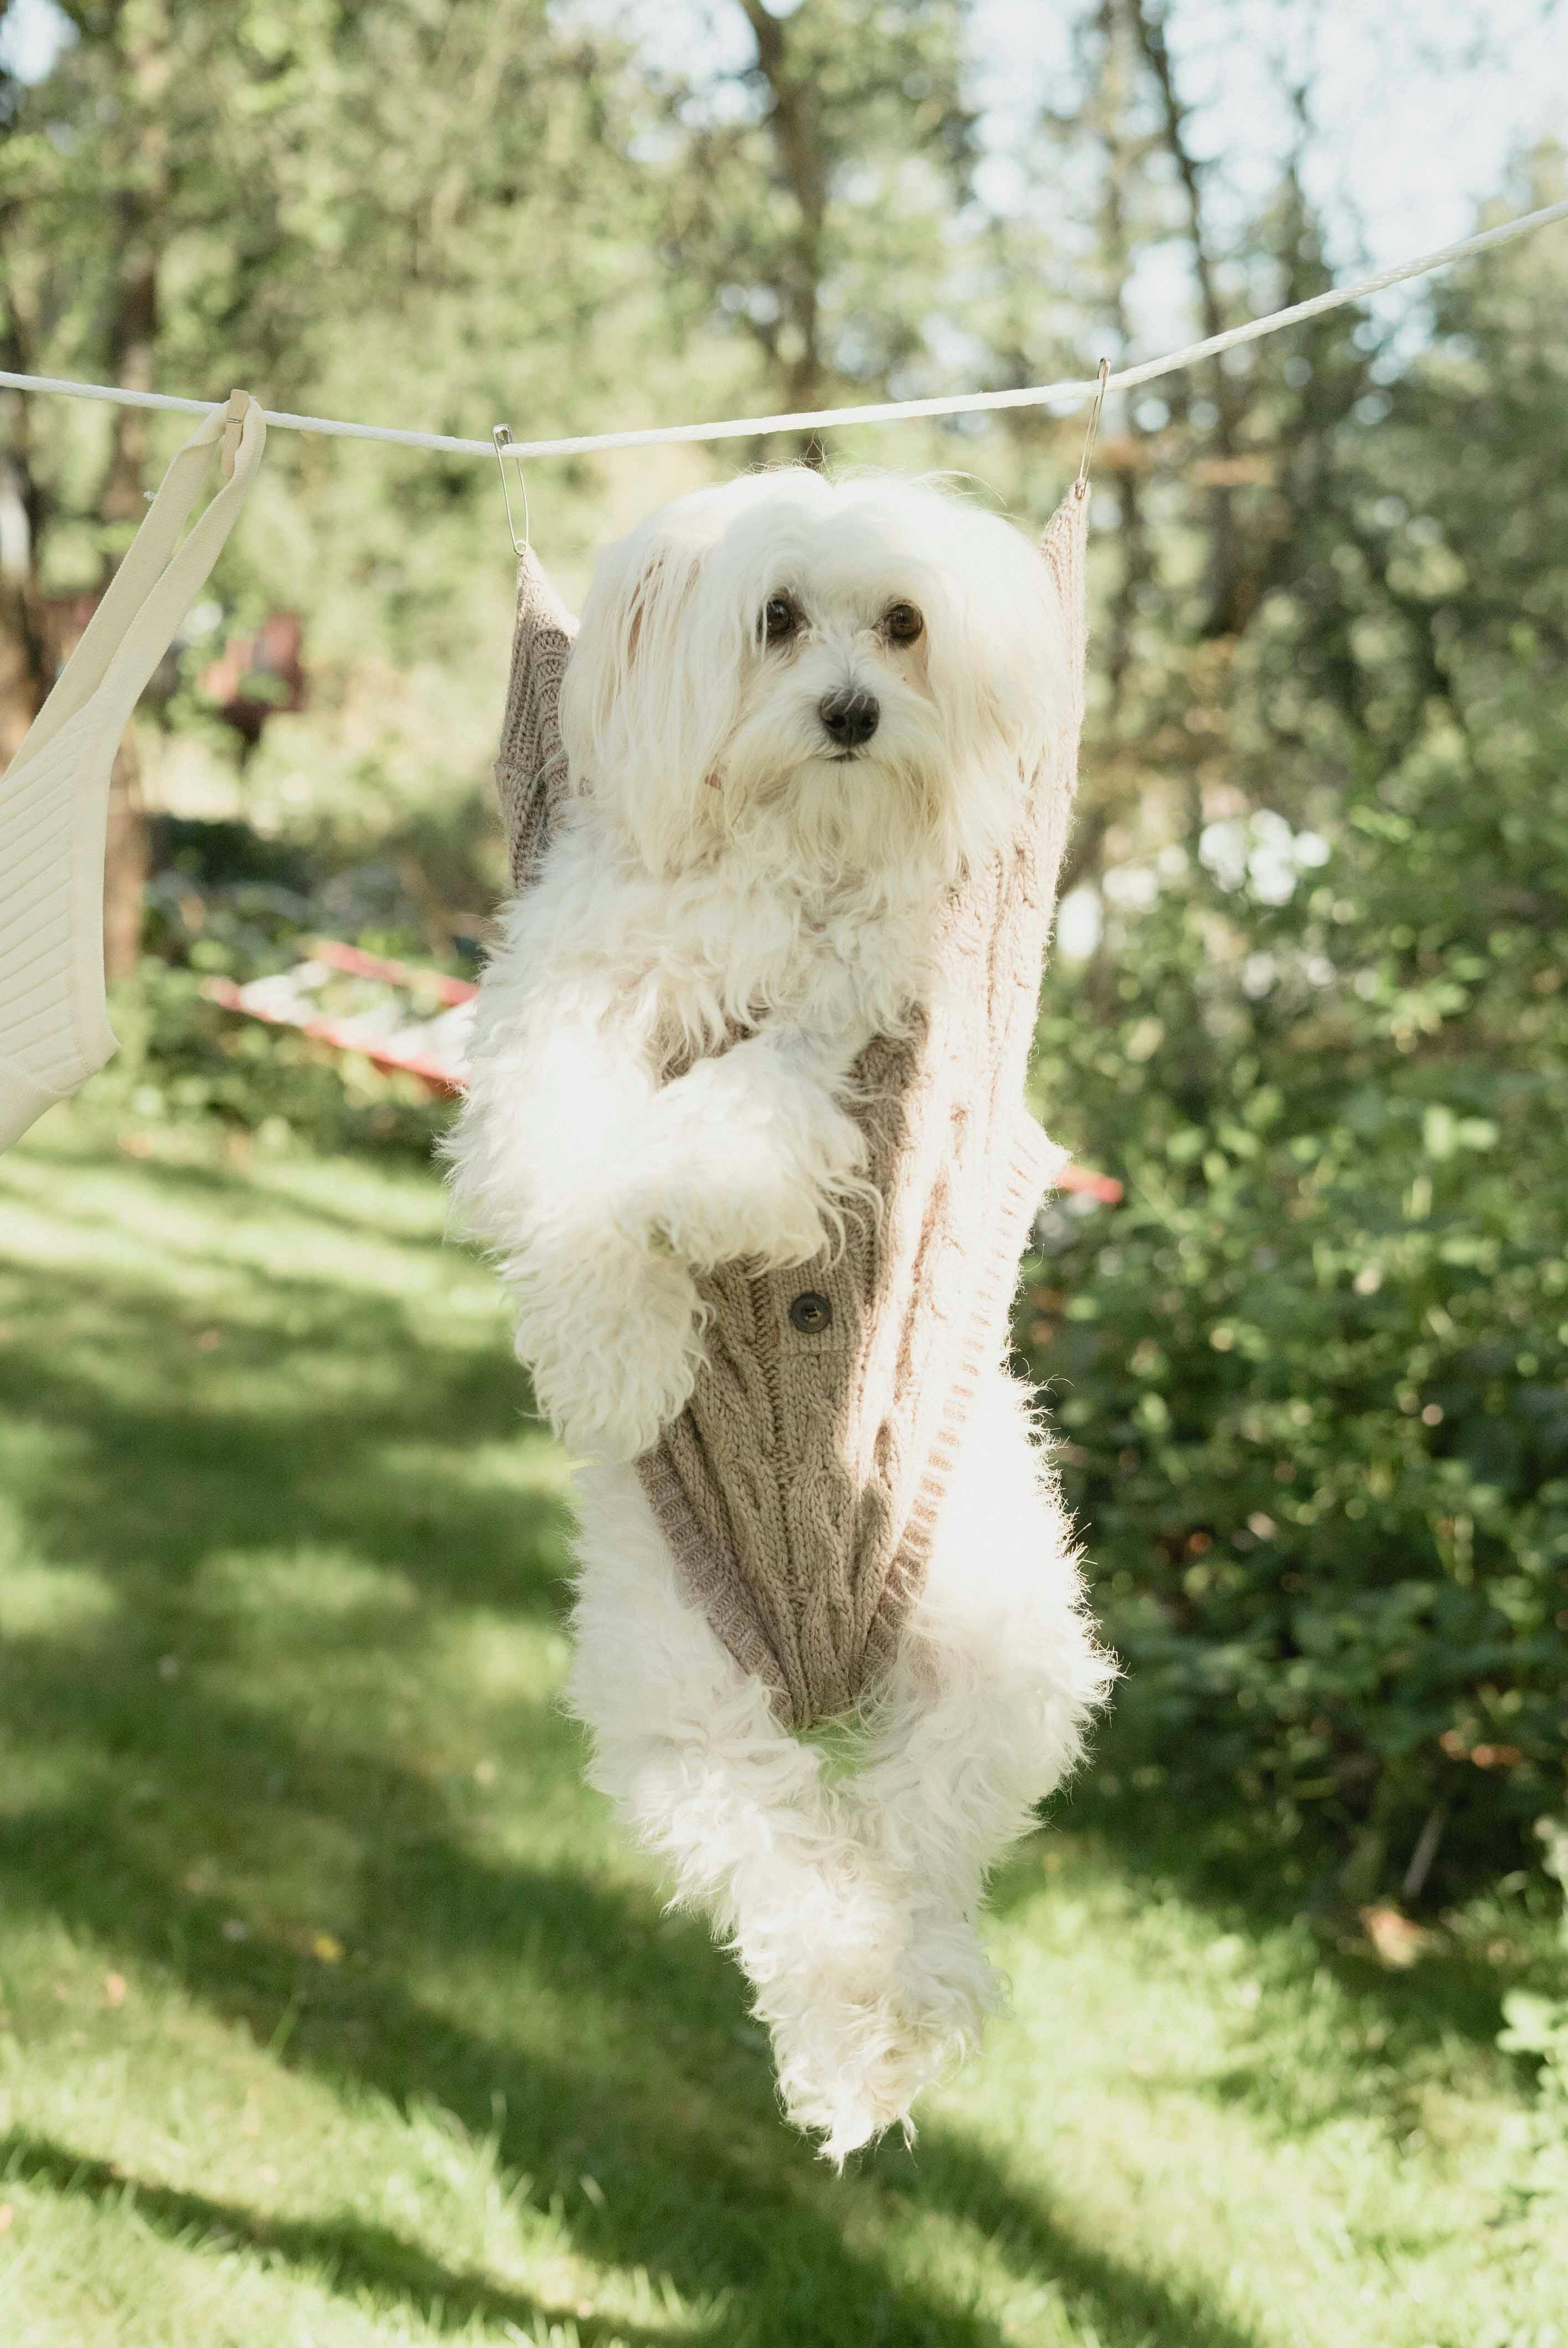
[{"x1": 818, "y1": 686, "x2": 880, "y2": 749}]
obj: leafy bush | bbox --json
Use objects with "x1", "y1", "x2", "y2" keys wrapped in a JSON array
[
  {"x1": 101, "y1": 957, "x2": 455, "y2": 1161},
  {"x1": 1497, "y1": 1820, "x2": 1568, "y2": 2211},
  {"x1": 1027, "y1": 667, "x2": 1568, "y2": 1898},
  {"x1": 100, "y1": 817, "x2": 468, "y2": 1160}
]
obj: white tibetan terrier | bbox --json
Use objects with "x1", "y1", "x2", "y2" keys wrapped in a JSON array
[{"x1": 449, "y1": 468, "x2": 1111, "y2": 2159}]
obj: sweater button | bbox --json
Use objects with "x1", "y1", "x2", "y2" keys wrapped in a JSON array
[{"x1": 788, "y1": 1290, "x2": 833, "y2": 1335}]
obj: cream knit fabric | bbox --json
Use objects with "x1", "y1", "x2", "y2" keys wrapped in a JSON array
[
  {"x1": 0, "y1": 394, "x2": 266, "y2": 1152},
  {"x1": 493, "y1": 492, "x2": 1087, "y2": 1727}
]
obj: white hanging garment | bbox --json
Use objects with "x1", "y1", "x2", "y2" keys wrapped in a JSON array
[{"x1": 0, "y1": 390, "x2": 266, "y2": 1152}]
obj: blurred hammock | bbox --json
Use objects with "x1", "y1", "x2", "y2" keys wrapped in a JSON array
[
  {"x1": 204, "y1": 939, "x2": 1123, "y2": 1204},
  {"x1": 203, "y1": 939, "x2": 477, "y2": 1096}
]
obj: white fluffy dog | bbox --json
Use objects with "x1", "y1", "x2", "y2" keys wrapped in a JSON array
[{"x1": 449, "y1": 468, "x2": 1111, "y2": 2159}]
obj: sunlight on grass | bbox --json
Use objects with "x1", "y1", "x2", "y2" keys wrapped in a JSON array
[{"x1": 0, "y1": 1106, "x2": 1562, "y2": 2346}]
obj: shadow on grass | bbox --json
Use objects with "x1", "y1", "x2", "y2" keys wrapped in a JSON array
[
  {"x1": 0, "y1": 1775, "x2": 1275, "y2": 2348},
  {"x1": 0, "y1": 1156, "x2": 1277, "y2": 2348},
  {"x1": 0, "y1": 1646, "x2": 1277, "y2": 2345},
  {"x1": 0, "y1": 1261, "x2": 569, "y2": 1623},
  {"x1": 0, "y1": 2129, "x2": 670, "y2": 2347},
  {"x1": 1005, "y1": 1757, "x2": 1549, "y2": 2108},
  {"x1": 7, "y1": 1133, "x2": 463, "y2": 1255}
]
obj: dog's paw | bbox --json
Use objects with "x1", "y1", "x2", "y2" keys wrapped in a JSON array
[
  {"x1": 642, "y1": 1140, "x2": 834, "y2": 1271},
  {"x1": 512, "y1": 1228, "x2": 705, "y2": 1460},
  {"x1": 724, "y1": 1848, "x2": 1001, "y2": 2161},
  {"x1": 637, "y1": 1048, "x2": 868, "y2": 1271},
  {"x1": 767, "y1": 1918, "x2": 999, "y2": 2162},
  {"x1": 776, "y1": 2020, "x2": 937, "y2": 2164}
]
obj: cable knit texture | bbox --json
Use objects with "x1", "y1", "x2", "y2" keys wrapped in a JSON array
[
  {"x1": 493, "y1": 496, "x2": 1087, "y2": 1727},
  {"x1": 494, "y1": 555, "x2": 577, "y2": 892}
]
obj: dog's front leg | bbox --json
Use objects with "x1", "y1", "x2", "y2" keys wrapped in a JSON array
[
  {"x1": 452, "y1": 993, "x2": 706, "y2": 1461},
  {"x1": 636, "y1": 1027, "x2": 870, "y2": 1273}
]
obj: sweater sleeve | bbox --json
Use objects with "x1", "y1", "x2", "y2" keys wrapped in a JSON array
[{"x1": 494, "y1": 549, "x2": 579, "y2": 892}]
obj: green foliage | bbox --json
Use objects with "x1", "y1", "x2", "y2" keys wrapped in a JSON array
[
  {"x1": 1030, "y1": 640, "x2": 1568, "y2": 1895},
  {"x1": 1018, "y1": 179, "x2": 1568, "y2": 1899},
  {"x1": 1, "y1": 1113, "x2": 1565, "y2": 2344},
  {"x1": 99, "y1": 814, "x2": 477, "y2": 1157},
  {"x1": 644, "y1": 0, "x2": 979, "y2": 432},
  {"x1": 102, "y1": 955, "x2": 454, "y2": 1160},
  {"x1": 1497, "y1": 1819, "x2": 1568, "y2": 2209},
  {"x1": 2, "y1": 1, "x2": 1564, "y2": 1915}
]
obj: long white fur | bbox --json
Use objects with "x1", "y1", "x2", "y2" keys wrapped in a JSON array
[{"x1": 447, "y1": 468, "x2": 1112, "y2": 2156}]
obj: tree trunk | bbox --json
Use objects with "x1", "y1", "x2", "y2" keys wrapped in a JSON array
[
  {"x1": 0, "y1": 560, "x2": 47, "y2": 764},
  {"x1": 1091, "y1": 1, "x2": 1157, "y2": 729},
  {"x1": 97, "y1": 3, "x2": 171, "y2": 981},
  {"x1": 1130, "y1": 0, "x2": 1247, "y2": 640},
  {"x1": 102, "y1": 735, "x2": 150, "y2": 981},
  {"x1": 740, "y1": 0, "x2": 829, "y2": 467},
  {"x1": 0, "y1": 357, "x2": 50, "y2": 761}
]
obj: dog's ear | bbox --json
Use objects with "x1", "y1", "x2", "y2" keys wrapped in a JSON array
[
  {"x1": 923, "y1": 522, "x2": 1065, "y2": 769},
  {"x1": 560, "y1": 514, "x2": 743, "y2": 877}
]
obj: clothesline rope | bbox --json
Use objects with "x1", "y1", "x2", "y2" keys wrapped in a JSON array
[{"x1": 2, "y1": 195, "x2": 1565, "y2": 465}]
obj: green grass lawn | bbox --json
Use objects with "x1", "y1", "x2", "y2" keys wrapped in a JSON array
[{"x1": 1, "y1": 1109, "x2": 1563, "y2": 2348}]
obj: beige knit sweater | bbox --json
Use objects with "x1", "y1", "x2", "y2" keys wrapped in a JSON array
[{"x1": 494, "y1": 492, "x2": 1087, "y2": 1729}]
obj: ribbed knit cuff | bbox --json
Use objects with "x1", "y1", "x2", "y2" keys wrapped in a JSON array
[
  {"x1": 0, "y1": 1057, "x2": 71, "y2": 1154},
  {"x1": 895, "y1": 1112, "x2": 1067, "y2": 1573}
]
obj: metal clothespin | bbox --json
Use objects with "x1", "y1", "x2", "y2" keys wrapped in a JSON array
[
  {"x1": 492, "y1": 424, "x2": 530, "y2": 558},
  {"x1": 220, "y1": 389, "x2": 250, "y2": 481},
  {"x1": 1075, "y1": 359, "x2": 1110, "y2": 501}
]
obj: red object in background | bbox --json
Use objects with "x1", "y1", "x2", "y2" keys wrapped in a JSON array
[
  {"x1": 1058, "y1": 1163, "x2": 1123, "y2": 1204},
  {"x1": 202, "y1": 941, "x2": 478, "y2": 1096},
  {"x1": 200, "y1": 611, "x2": 306, "y2": 758},
  {"x1": 307, "y1": 938, "x2": 477, "y2": 1006},
  {"x1": 202, "y1": 939, "x2": 1125, "y2": 1203}
]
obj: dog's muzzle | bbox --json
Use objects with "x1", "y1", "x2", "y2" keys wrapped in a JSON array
[{"x1": 818, "y1": 686, "x2": 880, "y2": 751}]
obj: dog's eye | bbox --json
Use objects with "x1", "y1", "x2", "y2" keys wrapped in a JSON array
[
  {"x1": 764, "y1": 596, "x2": 797, "y2": 643},
  {"x1": 884, "y1": 602, "x2": 924, "y2": 645}
]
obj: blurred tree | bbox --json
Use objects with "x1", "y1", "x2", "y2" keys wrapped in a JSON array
[
  {"x1": 0, "y1": 0, "x2": 52, "y2": 756},
  {"x1": 0, "y1": 0, "x2": 1561, "y2": 1895},
  {"x1": 641, "y1": 0, "x2": 980, "y2": 461},
  {"x1": 1028, "y1": 152, "x2": 1568, "y2": 1899},
  {"x1": 0, "y1": 0, "x2": 657, "y2": 887}
]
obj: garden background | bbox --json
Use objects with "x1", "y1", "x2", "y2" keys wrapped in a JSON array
[{"x1": 1, "y1": 2, "x2": 1566, "y2": 2341}]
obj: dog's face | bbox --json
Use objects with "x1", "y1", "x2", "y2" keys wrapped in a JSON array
[{"x1": 559, "y1": 468, "x2": 1067, "y2": 883}]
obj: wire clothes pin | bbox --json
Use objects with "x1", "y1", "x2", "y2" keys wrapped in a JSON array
[{"x1": 0, "y1": 194, "x2": 1565, "y2": 466}]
